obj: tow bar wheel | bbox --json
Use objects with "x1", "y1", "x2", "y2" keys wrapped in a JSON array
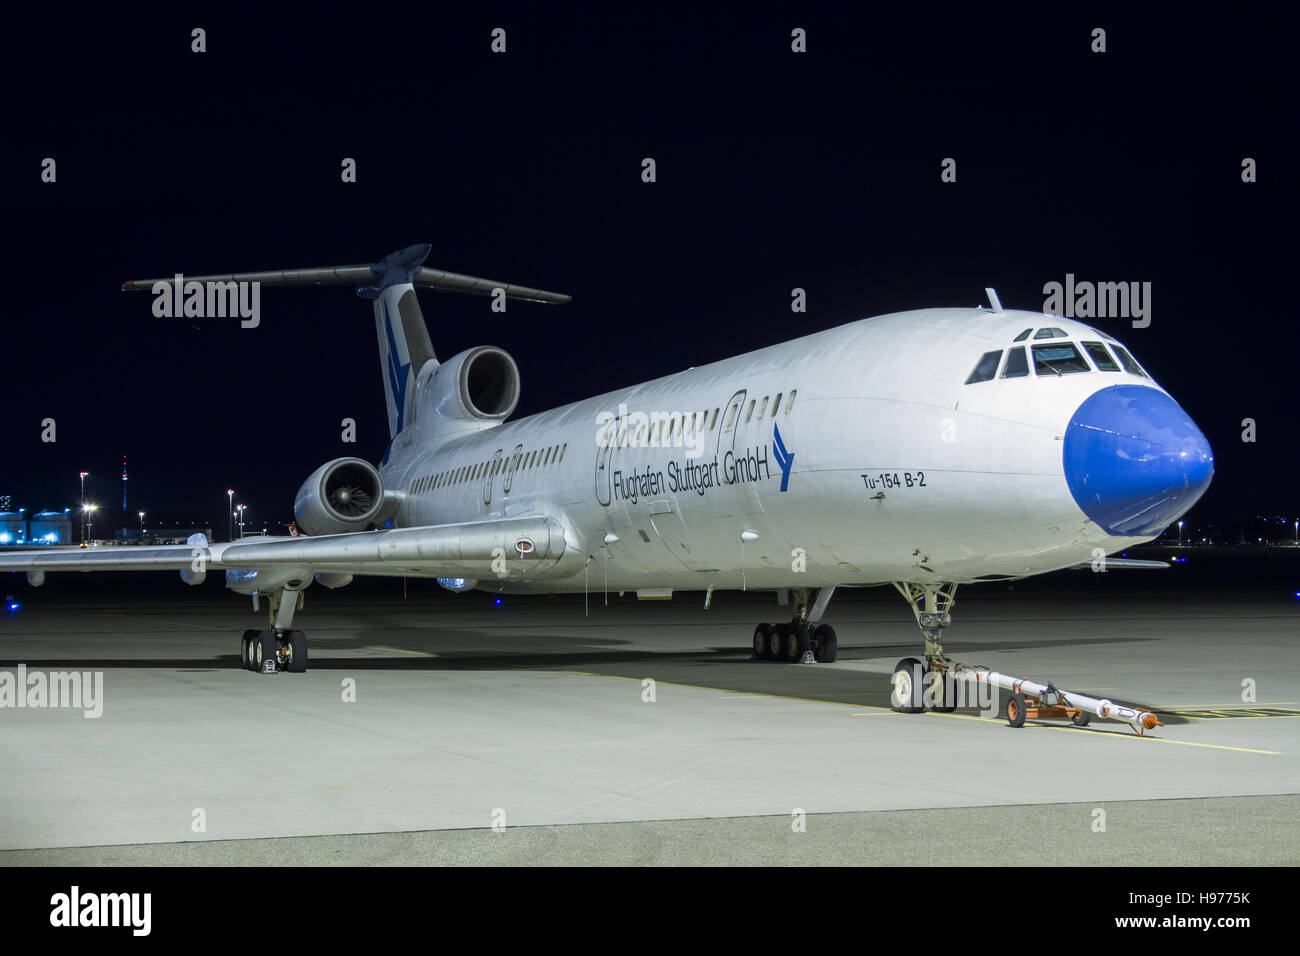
[{"x1": 1007, "y1": 692, "x2": 1027, "y2": 728}]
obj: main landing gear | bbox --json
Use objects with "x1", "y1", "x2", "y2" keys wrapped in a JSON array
[
  {"x1": 889, "y1": 582, "x2": 959, "y2": 712},
  {"x1": 751, "y1": 587, "x2": 838, "y2": 664},
  {"x1": 238, "y1": 588, "x2": 309, "y2": 674}
]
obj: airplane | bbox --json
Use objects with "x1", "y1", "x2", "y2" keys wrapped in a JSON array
[{"x1": 2, "y1": 243, "x2": 1214, "y2": 714}]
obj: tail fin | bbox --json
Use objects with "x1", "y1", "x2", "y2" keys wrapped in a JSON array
[
  {"x1": 122, "y1": 242, "x2": 571, "y2": 444},
  {"x1": 368, "y1": 245, "x2": 438, "y2": 441}
]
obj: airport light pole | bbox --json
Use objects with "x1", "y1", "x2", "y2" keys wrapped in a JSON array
[
  {"x1": 227, "y1": 489, "x2": 234, "y2": 541},
  {"x1": 237, "y1": 503, "x2": 246, "y2": 538},
  {"x1": 79, "y1": 471, "x2": 89, "y2": 542},
  {"x1": 1178, "y1": 520, "x2": 1184, "y2": 546},
  {"x1": 86, "y1": 504, "x2": 97, "y2": 543},
  {"x1": 139, "y1": 511, "x2": 145, "y2": 536}
]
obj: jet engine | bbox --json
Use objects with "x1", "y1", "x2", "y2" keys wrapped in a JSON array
[
  {"x1": 293, "y1": 457, "x2": 388, "y2": 536},
  {"x1": 418, "y1": 346, "x2": 520, "y2": 426}
]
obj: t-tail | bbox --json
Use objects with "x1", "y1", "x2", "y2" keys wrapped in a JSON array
[{"x1": 123, "y1": 244, "x2": 570, "y2": 460}]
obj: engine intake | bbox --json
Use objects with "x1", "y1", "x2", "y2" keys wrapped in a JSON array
[
  {"x1": 420, "y1": 346, "x2": 520, "y2": 426},
  {"x1": 293, "y1": 457, "x2": 386, "y2": 535}
]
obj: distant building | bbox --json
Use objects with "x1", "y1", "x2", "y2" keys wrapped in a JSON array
[
  {"x1": 29, "y1": 510, "x2": 72, "y2": 545},
  {"x1": 0, "y1": 512, "x2": 23, "y2": 545}
]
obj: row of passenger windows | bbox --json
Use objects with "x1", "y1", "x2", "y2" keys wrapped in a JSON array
[
  {"x1": 604, "y1": 390, "x2": 798, "y2": 449},
  {"x1": 408, "y1": 442, "x2": 568, "y2": 496},
  {"x1": 966, "y1": 339, "x2": 1147, "y2": 384}
]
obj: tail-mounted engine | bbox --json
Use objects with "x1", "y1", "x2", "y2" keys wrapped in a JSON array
[
  {"x1": 415, "y1": 346, "x2": 520, "y2": 436},
  {"x1": 293, "y1": 457, "x2": 391, "y2": 536}
]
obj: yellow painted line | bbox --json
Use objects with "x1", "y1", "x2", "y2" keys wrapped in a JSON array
[
  {"x1": 1015, "y1": 722, "x2": 1279, "y2": 754},
  {"x1": 1151, "y1": 702, "x2": 1296, "y2": 708},
  {"x1": 564, "y1": 670, "x2": 1279, "y2": 753},
  {"x1": 365, "y1": 646, "x2": 437, "y2": 657}
]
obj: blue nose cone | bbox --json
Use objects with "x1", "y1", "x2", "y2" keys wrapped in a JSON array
[{"x1": 1064, "y1": 385, "x2": 1214, "y2": 536}]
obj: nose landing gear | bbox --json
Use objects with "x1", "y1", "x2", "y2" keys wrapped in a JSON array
[{"x1": 889, "y1": 582, "x2": 960, "y2": 712}]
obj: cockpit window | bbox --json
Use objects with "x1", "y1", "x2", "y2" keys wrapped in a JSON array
[
  {"x1": 1033, "y1": 327, "x2": 1067, "y2": 340},
  {"x1": 1013, "y1": 328, "x2": 1033, "y2": 342},
  {"x1": 965, "y1": 350, "x2": 1003, "y2": 384},
  {"x1": 1081, "y1": 340, "x2": 1120, "y2": 371},
  {"x1": 1111, "y1": 344, "x2": 1148, "y2": 377},
  {"x1": 1001, "y1": 346, "x2": 1029, "y2": 378},
  {"x1": 1032, "y1": 342, "x2": 1090, "y2": 375}
]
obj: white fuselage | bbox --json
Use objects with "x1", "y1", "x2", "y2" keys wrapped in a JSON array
[{"x1": 377, "y1": 307, "x2": 1161, "y2": 594}]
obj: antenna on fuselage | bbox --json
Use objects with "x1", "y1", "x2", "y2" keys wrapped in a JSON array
[{"x1": 984, "y1": 288, "x2": 1004, "y2": 313}]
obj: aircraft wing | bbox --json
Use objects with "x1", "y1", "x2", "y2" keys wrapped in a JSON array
[
  {"x1": 1067, "y1": 557, "x2": 1171, "y2": 570},
  {"x1": 0, "y1": 517, "x2": 572, "y2": 580}
]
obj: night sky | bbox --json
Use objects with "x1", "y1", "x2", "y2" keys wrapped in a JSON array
[{"x1": 0, "y1": 5, "x2": 1292, "y2": 535}]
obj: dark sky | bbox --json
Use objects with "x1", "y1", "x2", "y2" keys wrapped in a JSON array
[{"x1": 0, "y1": 4, "x2": 1292, "y2": 532}]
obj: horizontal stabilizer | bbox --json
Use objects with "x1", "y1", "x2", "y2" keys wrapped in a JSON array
[{"x1": 122, "y1": 247, "x2": 570, "y2": 304}]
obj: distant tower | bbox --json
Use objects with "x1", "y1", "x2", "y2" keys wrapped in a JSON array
[{"x1": 122, "y1": 455, "x2": 128, "y2": 511}]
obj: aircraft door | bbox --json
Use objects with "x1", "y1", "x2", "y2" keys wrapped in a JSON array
[
  {"x1": 484, "y1": 448, "x2": 503, "y2": 505},
  {"x1": 595, "y1": 431, "x2": 615, "y2": 506}
]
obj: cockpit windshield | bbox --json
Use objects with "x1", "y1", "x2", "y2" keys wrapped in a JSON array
[
  {"x1": 964, "y1": 329, "x2": 1153, "y2": 383},
  {"x1": 1031, "y1": 342, "x2": 1089, "y2": 375}
]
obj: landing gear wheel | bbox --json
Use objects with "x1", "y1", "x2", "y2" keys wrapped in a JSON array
[
  {"x1": 244, "y1": 631, "x2": 261, "y2": 671},
  {"x1": 786, "y1": 622, "x2": 812, "y2": 662},
  {"x1": 1071, "y1": 711, "x2": 1091, "y2": 727},
  {"x1": 240, "y1": 629, "x2": 258, "y2": 670},
  {"x1": 286, "y1": 630, "x2": 308, "y2": 673},
  {"x1": 753, "y1": 624, "x2": 772, "y2": 660},
  {"x1": 812, "y1": 624, "x2": 838, "y2": 663},
  {"x1": 890, "y1": 658, "x2": 925, "y2": 713},
  {"x1": 254, "y1": 631, "x2": 275, "y2": 672},
  {"x1": 1007, "y1": 692, "x2": 1027, "y2": 727},
  {"x1": 771, "y1": 623, "x2": 790, "y2": 661}
]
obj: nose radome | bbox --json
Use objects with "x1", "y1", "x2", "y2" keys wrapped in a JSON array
[{"x1": 1063, "y1": 385, "x2": 1214, "y2": 537}]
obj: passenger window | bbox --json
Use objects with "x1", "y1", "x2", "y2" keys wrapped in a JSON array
[
  {"x1": 756, "y1": 396, "x2": 768, "y2": 418},
  {"x1": 1111, "y1": 345, "x2": 1148, "y2": 378},
  {"x1": 1001, "y1": 347, "x2": 1029, "y2": 378},
  {"x1": 725, "y1": 405, "x2": 737, "y2": 428},
  {"x1": 785, "y1": 390, "x2": 797, "y2": 413},
  {"x1": 559, "y1": 443, "x2": 566, "y2": 462},
  {"x1": 1032, "y1": 342, "x2": 1090, "y2": 375},
  {"x1": 965, "y1": 350, "x2": 1003, "y2": 384},
  {"x1": 1081, "y1": 341, "x2": 1119, "y2": 371},
  {"x1": 1013, "y1": 328, "x2": 1033, "y2": 342},
  {"x1": 1033, "y1": 327, "x2": 1067, "y2": 340},
  {"x1": 744, "y1": 400, "x2": 755, "y2": 423},
  {"x1": 710, "y1": 408, "x2": 719, "y2": 429},
  {"x1": 772, "y1": 393, "x2": 782, "y2": 415}
]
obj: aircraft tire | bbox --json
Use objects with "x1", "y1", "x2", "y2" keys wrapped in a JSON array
[
  {"x1": 812, "y1": 624, "x2": 837, "y2": 663},
  {"x1": 240, "y1": 630, "x2": 257, "y2": 670},
  {"x1": 771, "y1": 623, "x2": 790, "y2": 661},
  {"x1": 753, "y1": 624, "x2": 772, "y2": 660},
  {"x1": 890, "y1": 658, "x2": 925, "y2": 713},
  {"x1": 787, "y1": 623, "x2": 811, "y2": 662},
  {"x1": 287, "y1": 630, "x2": 308, "y2": 672}
]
